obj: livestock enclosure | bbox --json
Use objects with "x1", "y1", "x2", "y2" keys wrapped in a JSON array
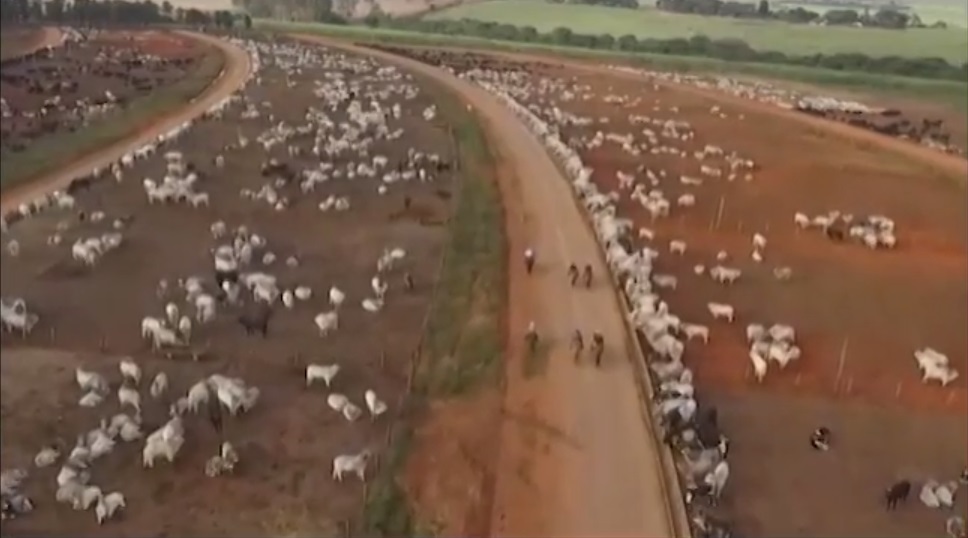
[
  {"x1": 1, "y1": 29, "x2": 224, "y2": 189},
  {"x1": 0, "y1": 36, "x2": 505, "y2": 536},
  {"x1": 371, "y1": 46, "x2": 967, "y2": 538}
]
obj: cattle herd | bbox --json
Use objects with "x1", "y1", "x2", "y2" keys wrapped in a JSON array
[
  {"x1": 375, "y1": 45, "x2": 966, "y2": 538},
  {"x1": 1, "y1": 36, "x2": 459, "y2": 534},
  {"x1": 1, "y1": 30, "x2": 965, "y2": 538},
  {"x1": 1, "y1": 28, "x2": 210, "y2": 154},
  {"x1": 608, "y1": 66, "x2": 964, "y2": 157}
]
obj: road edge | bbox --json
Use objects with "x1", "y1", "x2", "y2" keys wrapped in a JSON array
[{"x1": 1, "y1": 30, "x2": 252, "y2": 213}]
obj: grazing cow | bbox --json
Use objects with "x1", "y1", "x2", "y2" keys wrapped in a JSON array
[
  {"x1": 237, "y1": 305, "x2": 271, "y2": 338},
  {"x1": 885, "y1": 480, "x2": 912, "y2": 510}
]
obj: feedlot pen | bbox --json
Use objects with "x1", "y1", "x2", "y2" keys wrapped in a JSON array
[
  {"x1": 381, "y1": 46, "x2": 967, "y2": 538},
  {"x1": 1, "y1": 38, "x2": 459, "y2": 536},
  {"x1": 530, "y1": 63, "x2": 968, "y2": 538}
]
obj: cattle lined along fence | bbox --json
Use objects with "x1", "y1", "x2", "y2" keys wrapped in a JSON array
[
  {"x1": 537, "y1": 131, "x2": 693, "y2": 538},
  {"x1": 572, "y1": 205, "x2": 694, "y2": 538}
]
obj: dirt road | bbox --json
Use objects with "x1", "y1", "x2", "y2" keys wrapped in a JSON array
[
  {"x1": 0, "y1": 31, "x2": 251, "y2": 212},
  {"x1": 297, "y1": 35, "x2": 686, "y2": 538}
]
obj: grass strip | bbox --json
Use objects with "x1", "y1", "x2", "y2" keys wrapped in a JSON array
[{"x1": 360, "y1": 60, "x2": 506, "y2": 537}]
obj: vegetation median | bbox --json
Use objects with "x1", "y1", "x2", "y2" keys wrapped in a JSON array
[{"x1": 361, "y1": 63, "x2": 505, "y2": 536}]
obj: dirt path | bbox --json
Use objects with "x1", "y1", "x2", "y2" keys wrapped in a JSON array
[
  {"x1": 0, "y1": 31, "x2": 251, "y2": 212},
  {"x1": 295, "y1": 35, "x2": 686, "y2": 538}
]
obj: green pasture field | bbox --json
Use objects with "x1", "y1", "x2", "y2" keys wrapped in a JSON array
[
  {"x1": 424, "y1": 0, "x2": 968, "y2": 63},
  {"x1": 775, "y1": 0, "x2": 968, "y2": 27},
  {"x1": 261, "y1": 20, "x2": 968, "y2": 110}
]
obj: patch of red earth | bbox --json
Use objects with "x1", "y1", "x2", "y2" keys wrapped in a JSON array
[
  {"x1": 525, "y1": 65, "x2": 967, "y2": 415},
  {"x1": 96, "y1": 30, "x2": 199, "y2": 58}
]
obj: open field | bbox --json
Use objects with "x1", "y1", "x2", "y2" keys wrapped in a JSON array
[
  {"x1": 259, "y1": 21, "x2": 968, "y2": 112},
  {"x1": 370, "y1": 45, "x2": 967, "y2": 537},
  {"x1": 775, "y1": 0, "x2": 968, "y2": 27},
  {"x1": 424, "y1": 1, "x2": 968, "y2": 63},
  {"x1": 0, "y1": 36, "x2": 503, "y2": 535},
  {"x1": 1, "y1": 29, "x2": 225, "y2": 192}
]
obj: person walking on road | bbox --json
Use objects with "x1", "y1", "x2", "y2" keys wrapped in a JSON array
[
  {"x1": 571, "y1": 329, "x2": 584, "y2": 362},
  {"x1": 582, "y1": 264, "x2": 593, "y2": 288},
  {"x1": 525, "y1": 248, "x2": 536, "y2": 274},
  {"x1": 591, "y1": 331, "x2": 605, "y2": 367}
]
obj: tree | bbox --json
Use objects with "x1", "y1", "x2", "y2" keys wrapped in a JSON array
[
  {"x1": 756, "y1": 0, "x2": 768, "y2": 17},
  {"x1": 243, "y1": 13, "x2": 252, "y2": 28},
  {"x1": 617, "y1": 33, "x2": 638, "y2": 50},
  {"x1": 161, "y1": 0, "x2": 172, "y2": 15},
  {"x1": 44, "y1": 0, "x2": 64, "y2": 21},
  {"x1": 550, "y1": 26, "x2": 573, "y2": 44}
]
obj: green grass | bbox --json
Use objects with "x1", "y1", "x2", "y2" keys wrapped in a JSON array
[
  {"x1": 264, "y1": 21, "x2": 968, "y2": 110},
  {"x1": 425, "y1": 0, "x2": 968, "y2": 63},
  {"x1": 0, "y1": 48, "x2": 226, "y2": 191},
  {"x1": 361, "y1": 62, "x2": 505, "y2": 536},
  {"x1": 775, "y1": 0, "x2": 968, "y2": 27}
]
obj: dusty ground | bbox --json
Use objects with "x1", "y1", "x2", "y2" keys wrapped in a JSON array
[
  {"x1": 356, "y1": 45, "x2": 967, "y2": 538},
  {"x1": 0, "y1": 27, "x2": 60, "y2": 60},
  {"x1": 1, "y1": 29, "x2": 213, "y2": 154},
  {"x1": 0, "y1": 38, "x2": 459, "y2": 536}
]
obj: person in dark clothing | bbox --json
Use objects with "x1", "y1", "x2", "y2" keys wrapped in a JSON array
[{"x1": 810, "y1": 426, "x2": 831, "y2": 451}]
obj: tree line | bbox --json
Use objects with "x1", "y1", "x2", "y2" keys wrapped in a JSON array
[
  {"x1": 547, "y1": 0, "x2": 640, "y2": 9},
  {"x1": 0, "y1": 0, "x2": 253, "y2": 28},
  {"x1": 230, "y1": 0, "x2": 350, "y2": 22},
  {"x1": 372, "y1": 17, "x2": 967, "y2": 81},
  {"x1": 656, "y1": 0, "x2": 933, "y2": 30}
]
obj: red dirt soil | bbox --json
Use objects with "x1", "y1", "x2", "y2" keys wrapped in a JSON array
[{"x1": 340, "y1": 45, "x2": 966, "y2": 538}]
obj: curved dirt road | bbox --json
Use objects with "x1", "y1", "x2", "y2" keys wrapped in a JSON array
[
  {"x1": 1, "y1": 31, "x2": 251, "y2": 212},
  {"x1": 298, "y1": 36, "x2": 686, "y2": 538}
]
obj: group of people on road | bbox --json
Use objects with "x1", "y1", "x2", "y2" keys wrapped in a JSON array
[{"x1": 522, "y1": 247, "x2": 606, "y2": 367}]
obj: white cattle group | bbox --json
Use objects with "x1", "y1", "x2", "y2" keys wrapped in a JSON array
[
  {"x1": 0, "y1": 37, "x2": 453, "y2": 523},
  {"x1": 442, "y1": 58, "x2": 962, "y2": 536}
]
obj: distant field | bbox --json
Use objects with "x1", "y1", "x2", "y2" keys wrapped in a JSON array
[
  {"x1": 424, "y1": 1, "x2": 968, "y2": 63},
  {"x1": 261, "y1": 20, "x2": 968, "y2": 111},
  {"x1": 776, "y1": 0, "x2": 968, "y2": 27}
]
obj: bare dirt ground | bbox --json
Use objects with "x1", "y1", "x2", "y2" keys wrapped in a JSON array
[
  {"x1": 1, "y1": 37, "x2": 460, "y2": 536},
  {"x1": 0, "y1": 27, "x2": 62, "y2": 60},
  {"x1": 342, "y1": 45, "x2": 967, "y2": 538},
  {"x1": 307, "y1": 37, "x2": 686, "y2": 538},
  {"x1": 0, "y1": 30, "x2": 248, "y2": 214},
  {"x1": 1, "y1": 29, "x2": 213, "y2": 154}
]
